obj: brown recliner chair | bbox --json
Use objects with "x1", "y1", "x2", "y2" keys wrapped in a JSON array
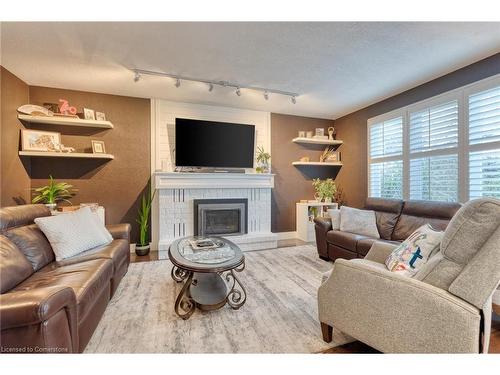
[{"x1": 0, "y1": 204, "x2": 131, "y2": 353}]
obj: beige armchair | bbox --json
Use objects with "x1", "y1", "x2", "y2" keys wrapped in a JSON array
[{"x1": 318, "y1": 198, "x2": 500, "y2": 353}]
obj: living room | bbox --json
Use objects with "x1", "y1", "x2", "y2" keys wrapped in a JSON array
[{"x1": 1, "y1": 1, "x2": 500, "y2": 373}]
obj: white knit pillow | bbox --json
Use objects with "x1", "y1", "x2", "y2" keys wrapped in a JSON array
[
  {"x1": 35, "y1": 207, "x2": 112, "y2": 261},
  {"x1": 339, "y1": 206, "x2": 380, "y2": 238}
]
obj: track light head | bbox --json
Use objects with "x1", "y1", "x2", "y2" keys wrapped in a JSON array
[
  {"x1": 175, "y1": 78, "x2": 181, "y2": 88},
  {"x1": 264, "y1": 91, "x2": 269, "y2": 100},
  {"x1": 291, "y1": 96, "x2": 297, "y2": 104},
  {"x1": 133, "y1": 71, "x2": 141, "y2": 82},
  {"x1": 208, "y1": 83, "x2": 214, "y2": 92},
  {"x1": 236, "y1": 87, "x2": 241, "y2": 97}
]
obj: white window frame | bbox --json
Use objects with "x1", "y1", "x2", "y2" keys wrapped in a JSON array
[{"x1": 367, "y1": 73, "x2": 500, "y2": 203}]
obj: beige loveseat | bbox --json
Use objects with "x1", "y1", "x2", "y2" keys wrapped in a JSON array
[{"x1": 318, "y1": 198, "x2": 500, "y2": 353}]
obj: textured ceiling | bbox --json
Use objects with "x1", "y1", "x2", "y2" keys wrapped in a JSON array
[{"x1": 1, "y1": 22, "x2": 499, "y2": 119}]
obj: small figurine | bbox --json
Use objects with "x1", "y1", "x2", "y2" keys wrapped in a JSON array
[
  {"x1": 328, "y1": 127, "x2": 335, "y2": 140},
  {"x1": 58, "y1": 99, "x2": 77, "y2": 116}
]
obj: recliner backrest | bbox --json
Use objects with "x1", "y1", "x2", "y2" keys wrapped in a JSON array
[{"x1": 417, "y1": 198, "x2": 500, "y2": 309}]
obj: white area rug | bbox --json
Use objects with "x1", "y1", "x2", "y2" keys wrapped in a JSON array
[{"x1": 85, "y1": 245, "x2": 348, "y2": 353}]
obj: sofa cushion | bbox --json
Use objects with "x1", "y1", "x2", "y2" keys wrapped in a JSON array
[
  {"x1": 3, "y1": 224, "x2": 55, "y2": 271},
  {"x1": 327, "y1": 230, "x2": 370, "y2": 252},
  {"x1": 364, "y1": 198, "x2": 403, "y2": 240},
  {"x1": 13, "y1": 258, "x2": 113, "y2": 320},
  {"x1": 0, "y1": 235, "x2": 34, "y2": 293},
  {"x1": 57, "y1": 239, "x2": 130, "y2": 276},
  {"x1": 35, "y1": 207, "x2": 113, "y2": 261},
  {"x1": 0, "y1": 204, "x2": 51, "y2": 230},
  {"x1": 392, "y1": 200, "x2": 461, "y2": 241},
  {"x1": 339, "y1": 206, "x2": 380, "y2": 238}
]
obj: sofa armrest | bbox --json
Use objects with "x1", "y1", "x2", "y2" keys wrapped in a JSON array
[
  {"x1": 318, "y1": 259, "x2": 481, "y2": 353},
  {"x1": 0, "y1": 286, "x2": 77, "y2": 330},
  {"x1": 106, "y1": 223, "x2": 131, "y2": 242},
  {"x1": 363, "y1": 241, "x2": 399, "y2": 264},
  {"x1": 314, "y1": 217, "x2": 332, "y2": 258}
]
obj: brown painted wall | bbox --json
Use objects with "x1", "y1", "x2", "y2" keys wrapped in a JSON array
[
  {"x1": 271, "y1": 113, "x2": 335, "y2": 232},
  {"x1": 27, "y1": 87, "x2": 151, "y2": 242},
  {"x1": 1, "y1": 67, "x2": 31, "y2": 206},
  {"x1": 334, "y1": 52, "x2": 500, "y2": 208}
]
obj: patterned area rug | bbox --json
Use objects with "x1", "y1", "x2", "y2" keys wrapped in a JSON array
[{"x1": 85, "y1": 245, "x2": 348, "y2": 353}]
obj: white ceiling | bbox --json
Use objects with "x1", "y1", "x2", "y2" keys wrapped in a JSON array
[{"x1": 1, "y1": 22, "x2": 499, "y2": 119}]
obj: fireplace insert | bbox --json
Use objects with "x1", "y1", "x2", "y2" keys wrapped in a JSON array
[{"x1": 193, "y1": 199, "x2": 248, "y2": 236}]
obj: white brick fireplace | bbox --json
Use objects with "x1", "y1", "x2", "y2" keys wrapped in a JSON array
[{"x1": 154, "y1": 172, "x2": 277, "y2": 259}]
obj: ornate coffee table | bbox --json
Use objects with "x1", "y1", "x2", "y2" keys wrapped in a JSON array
[{"x1": 168, "y1": 236, "x2": 246, "y2": 320}]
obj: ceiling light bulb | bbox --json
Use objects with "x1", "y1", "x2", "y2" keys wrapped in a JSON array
[
  {"x1": 291, "y1": 96, "x2": 297, "y2": 104},
  {"x1": 236, "y1": 87, "x2": 241, "y2": 97},
  {"x1": 208, "y1": 83, "x2": 214, "y2": 92},
  {"x1": 133, "y1": 71, "x2": 141, "y2": 82},
  {"x1": 175, "y1": 78, "x2": 181, "y2": 88},
  {"x1": 264, "y1": 91, "x2": 269, "y2": 100}
]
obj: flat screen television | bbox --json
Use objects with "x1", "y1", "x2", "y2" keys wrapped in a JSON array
[{"x1": 175, "y1": 118, "x2": 255, "y2": 169}]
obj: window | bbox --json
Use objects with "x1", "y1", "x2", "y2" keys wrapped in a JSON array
[
  {"x1": 367, "y1": 75, "x2": 500, "y2": 202},
  {"x1": 368, "y1": 116, "x2": 403, "y2": 199}
]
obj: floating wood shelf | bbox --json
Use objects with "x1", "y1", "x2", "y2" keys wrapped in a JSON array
[
  {"x1": 18, "y1": 114, "x2": 114, "y2": 129},
  {"x1": 19, "y1": 151, "x2": 114, "y2": 160},
  {"x1": 292, "y1": 161, "x2": 343, "y2": 167},
  {"x1": 292, "y1": 137, "x2": 343, "y2": 146}
]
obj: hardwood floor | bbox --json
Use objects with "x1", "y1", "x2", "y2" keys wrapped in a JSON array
[{"x1": 129, "y1": 243, "x2": 500, "y2": 354}]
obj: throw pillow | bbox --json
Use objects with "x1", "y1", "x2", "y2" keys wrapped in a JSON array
[
  {"x1": 339, "y1": 206, "x2": 380, "y2": 238},
  {"x1": 34, "y1": 207, "x2": 112, "y2": 261},
  {"x1": 327, "y1": 208, "x2": 341, "y2": 230},
  {"x1": 385, "y1": 224, "x2": 444, "y2": 277}
]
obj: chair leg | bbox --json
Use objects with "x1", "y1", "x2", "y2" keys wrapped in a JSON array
[{"x1": 321, "y1": 322, "x2": 333, "y2": 343}]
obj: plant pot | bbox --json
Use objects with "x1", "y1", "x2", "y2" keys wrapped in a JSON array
[
  {"x1": 135, "y1": 243, "x2": 150, "y2": 256},
  {"x1": 45, "y1": 203, "x2": 57, "y2": 211},
  {"x1": 324, "y1": 197, "x2": 332, "y2": 203}
]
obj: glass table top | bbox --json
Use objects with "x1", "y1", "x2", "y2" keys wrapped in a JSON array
[{"x1": 177, "y1": 237, "x2": 237, "y2": 265}]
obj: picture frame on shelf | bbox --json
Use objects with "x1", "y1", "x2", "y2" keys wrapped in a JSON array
[
  {"x1": 95, "y1": 111, "x2": 106, "y2": 121},
  {"x1": 21, "y1": 129, "x2": 61, "y2": 151},
  {"x1": 315, "y1": 128, "x2": 324, "y2": 137},
  {"x1": 91, "y1": 140, "x2": 106, "y2": 154},
  {"x1": 325, "y1": 151, "x2": 341, "y2": 162},
  {"x1": 83, "y1": 108, "x2": 96, "y2": 120}
]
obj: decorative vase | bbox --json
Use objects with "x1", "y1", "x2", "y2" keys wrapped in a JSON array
[
  {"x1": 135, "y1": 243, "x2": 150, "y2": 256},
  {"x1": 257, "y1": 160, "x2": 270, "y2": 174}
]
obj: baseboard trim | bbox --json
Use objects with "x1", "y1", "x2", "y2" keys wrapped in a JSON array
[{"x1": 275, "y1": 231, "x2": 298, "y2": 240}]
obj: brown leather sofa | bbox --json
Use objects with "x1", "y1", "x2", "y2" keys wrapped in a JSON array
[
  {"x1": 0, "y1": 204, "x2": 131, "y2": 353},
  {"x1": 314, "y1": 198, "x2": 461, "y2": 261}
]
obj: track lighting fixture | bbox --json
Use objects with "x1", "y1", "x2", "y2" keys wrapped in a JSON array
[{"x1": 130, "y1": 68, "x2": 299, "y2": 104}]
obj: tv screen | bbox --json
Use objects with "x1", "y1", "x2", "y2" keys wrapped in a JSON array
[{"x1": 175, "y1": 118, "x2": 255, "y2": 169}]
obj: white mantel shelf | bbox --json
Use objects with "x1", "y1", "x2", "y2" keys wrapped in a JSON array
[{"x1": 155, "y1": 172, "x2": 275, "y2": 189}]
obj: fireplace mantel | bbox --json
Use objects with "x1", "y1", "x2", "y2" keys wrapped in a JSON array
[{"x1": 154, "y1": 172, "x2": 275, "y2": 189}]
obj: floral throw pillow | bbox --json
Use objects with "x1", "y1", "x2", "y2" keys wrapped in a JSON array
[{"x1": 385, "y1": 224, "x2": 444, "y2": 277}]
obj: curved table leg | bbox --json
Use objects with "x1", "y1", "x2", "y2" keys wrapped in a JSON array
[
  {"x1": 171, "y1": 265, "x2": 189, "y2": 283},
  {"x1": 174, "y1": 271, "x2": 195, "y2": 320},
  {"x1": 224, "y1": 262, "x2": 247, "y2": 310}
]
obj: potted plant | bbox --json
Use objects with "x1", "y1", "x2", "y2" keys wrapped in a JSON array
[
  {"x1": 32, "y1": 175, "x2": 77, "y2": 211},
  {"x1": 255, "y1": 146, "x2": 271, "y2": 173},
  {"x1": 312, "y1": 178, "x2": 337, "y2": 203},
  {"x1": 135, "y1": 187, "x2": 156, "y2": 256}
]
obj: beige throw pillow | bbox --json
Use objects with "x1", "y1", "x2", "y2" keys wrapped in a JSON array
[{"x1": 339, "y1": 206, "x2": 380, "y2": 238}]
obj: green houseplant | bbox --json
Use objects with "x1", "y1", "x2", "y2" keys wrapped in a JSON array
[
  {"x1": 135, "y1": 187, "x2": 156, "y2": 256},
  {"x1": 32, "y1": 175, "x2": 77, "y2": 210},
  {"x1": 255, "y1": 146, "x2": 271, "y2": 173},
  {"x1": 312, "y1": 178, "x2": 337, "y2": 203}
]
